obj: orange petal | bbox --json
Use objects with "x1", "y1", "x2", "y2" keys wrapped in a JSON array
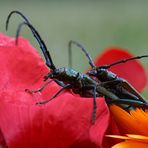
[
  {"x1": 106, "y1": 135, "x2": 130, "y2": 140},
  {"x1": 126, "y1": 134, "x2": 148, "y2": 143},
  {"x1": 109, "y1": 105, "x2": 142, "y2": 134},
  {"x1": 112, "y1": 141, "x2": 148, "y2": 148},
  {"x1": 106, "y1": 134, "x2": 148, "y2": 142},
  {"x1": 110, "y1": 105, "x2": 148, "y2": 136},
  {"x1": 129, "y1": 109, "x2": 148, "y2": 135}
]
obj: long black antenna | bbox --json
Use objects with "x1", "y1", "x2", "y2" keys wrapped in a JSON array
[
  {"x1": 6, "y1": 11, "x2": 56, "y2": 70},
  {"x1": 16, "y1": 21, "x2": 56, "y2": 70},
  {"x1": 99, "y1": 55, "x2": 148, "y2": 69},
  {"x1": 6, "y1": 11, "x2": 42, "y2": 48},
  {"x1": 68, "y1": 40, "x2": 95, "y2": 68},
  {"x1": 6, "y1": 10, "x2": 31, "y2": 31}
]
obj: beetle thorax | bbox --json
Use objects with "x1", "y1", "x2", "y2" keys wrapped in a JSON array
[
  {"x1": 50, "y1": 67, "x2": 79, "y2": 83},
  {"x1": 97, "y1": 68, "x2": 117, "y2": 81}
]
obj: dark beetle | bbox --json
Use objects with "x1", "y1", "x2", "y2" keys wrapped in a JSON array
[
  {"x1": 68, "y1": 40, "x2": 148, "y2": 107},
  {"x1": 6, "y1": 11, "x2": 148, "y2": 124},
  {"x1": 6, "y1": 11, "x2": 127, "y2": 123}
]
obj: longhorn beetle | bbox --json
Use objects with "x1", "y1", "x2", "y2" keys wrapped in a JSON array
[
  {"x1": 15, "y1": 22, "x2": 148, "y2": 112},
  {"x1": 6, "y1": 11, "x2": 148, "y2": 123},
  {"x1": 68, "y1": 40, "x2": 148, "y2": 107},
  {"x1": 7, "y1": 11, "x2": 129, "y2": 123}
]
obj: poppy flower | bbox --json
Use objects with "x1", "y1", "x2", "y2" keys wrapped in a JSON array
[
  {"x1": 0, "y1": 33, "x2": 147, "y2": 148},
  {"x1": 0, "y1": 33, "x2": 113, "y2": 148},
  {"x1": 106, "y1": 105, "x2": 148, "y2": 148}
]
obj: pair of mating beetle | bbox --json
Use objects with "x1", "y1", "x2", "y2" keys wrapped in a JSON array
[{"x1": 6, "y1": 11, "x2": 148, "y2": 123}]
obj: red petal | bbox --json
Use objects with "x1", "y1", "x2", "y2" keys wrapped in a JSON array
[
  {"x1": 103, "y1": 115, "x2": 121, "y2": 148},
  {"x1": 94, "y1": 47, "x2": 147, "y2": 92},
  {"x1": 0, "y1": 34, "x2": 111, "y2": 147},
  {"x1": 0, "y1": 90, "x2": 109, "y2": 148},
  {"x1": 0, "y1": 33, "x2": 49, "y2": 92}
]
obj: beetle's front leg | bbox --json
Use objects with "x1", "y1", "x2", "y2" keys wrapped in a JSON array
[
  {"x1": 36, "y1": 84, "x2": 72, "y2": 105},
  {"x1": 25, "y1": 79, "x2": 66, "y2": 94},
  {"x1": 25, "y1": 80, "x2": 53, "y2": 93}
]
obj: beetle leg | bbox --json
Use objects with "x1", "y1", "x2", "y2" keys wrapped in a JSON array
[
  {"x1": 107, "y1": 98, "x2": 148, "y2": 109},
  {"x1": 81, "y1": 84, "x2": 97, "y2": 124},
  {"x1": 92, "y1": 85, "x2": 97, "y2": 124},
  {"x1": 75, "y1": 72, "x2": 83, "y2": 88},
  {"x1": 96, "y1": 84, "x2": 121, "y2": 101},
  {"x1": 25, "y1": 80, "x2": 53, "y2": 93},
  {"x1": 99, "y1": 79, "x2": 122, "y2": 87},
  {"x1": 36, "y1": 84, "x2": 72, "y2": 104},
  {"x1": 91, "y1": 85, "x2": 97, "y2": 124},
  {"x1": 100, "y1": 79, "x2": 146, "y2": 103},
  {"x1": 25, "y1": 79, "x2": 66, "y2": 94},
  {"x1": 54, "y1": 79, "x2": 66, "y2": 87},
  {"x1": 116, "y1": 86, "x2": 140, "y2": 101}
]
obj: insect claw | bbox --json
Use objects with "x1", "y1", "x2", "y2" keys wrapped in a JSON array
[
  {"x1": 36, "y1": 102, "x2": 42, "y2": 105},
  {"x1": 36, "y1": 100, "x2": 49, "y2": 105},
  {"x1": 25, "y1": 89, "x2": 33, "y2": 94},
  {"x1": 91, "y1": 115, "x2": 96, "y2": 124},
  {"x1": 44, "y1": 76, "x2": 48, "y2": 81},
  {"x1": 25, "y1": 88, "x2": 42, "y2": 94}
]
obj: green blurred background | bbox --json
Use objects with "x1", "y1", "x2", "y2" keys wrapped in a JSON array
[{"x1": 0, "y1": 0, "x2": 148, "y2": 97}]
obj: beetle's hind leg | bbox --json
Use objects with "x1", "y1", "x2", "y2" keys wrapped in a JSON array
[
  {"x1": 107, "y1": 98, "x2": 148, "y2": 109},
  {"x1": 100, "y1": 79, "x2": 146, "y2": 103},
  {"x1": 82, "y1": 85, "x2": 97, "y2": 124}
]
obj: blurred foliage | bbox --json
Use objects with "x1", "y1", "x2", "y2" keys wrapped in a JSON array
[{"x1": 0, "y1": 0, "x2": 148, "y2": 97}]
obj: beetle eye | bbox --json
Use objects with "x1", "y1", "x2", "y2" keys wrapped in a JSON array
[
  {"x1": 53, "y1": 69, "x2": 60, "y2": 75},
  {"x1": 87, "y1": 69, "x2": 97, "y2": 75}
]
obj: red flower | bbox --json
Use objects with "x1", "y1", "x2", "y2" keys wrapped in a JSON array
[
  {"x1": 94, "y1": 47, "x2": 147, "y2": 92},
  {"x1": 0, "y1": 34, "x2": 147, "y2": 148},
  {"x1": 0, "y1": 34, "x2": 111, "y2": 148}
]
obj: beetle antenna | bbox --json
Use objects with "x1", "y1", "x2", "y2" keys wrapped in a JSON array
[
  {"x1": 6, "y1": 10, "x2": 44, "y2": 60},
  {"x1": 6, "y1": 10, "x2": 50, "y2": 67},
  {"x1": 68, "y1": 40, "x2": 95, "y2": 68},
  {"x1": 100, "y1": 55, "x2": 148, "y2": 69},
  {"x1": 6, "y1": 10, "x2": 31, "y2": 31},
  {"x1": 16, "y1": 21, "x2": 56, "y2": 70},
  {"x1": 6, "y1": 11, "x2": 42, "y2": 48}
]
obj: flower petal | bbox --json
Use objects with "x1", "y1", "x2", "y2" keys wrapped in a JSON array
[
  {"x1": 94, "y1": 47, "x2": 147, "y2": 92},
  {"x1": 106, "y1": 135, "x2": 130, "y2": 140},
  {"x1": 106, "y1": 134, "x2": 148, "y2": 147},
  {"x1": 127, "y1": 134, "x2": 148, "y2": 143},
  {"x1": 112, "y1": 141, "x2": 148, "y2": 148},
  {"x1": 0, "y1": 34, "x2": 111, "y2": 147},
  {"x1": 0, "y1": 33, "x2": 49, "y2": 92},
  {"x1": 110, "y1": 105, "x2": 148, "y2": 136},
  {"x1": 0, "y1": 90, "x2": 109, "y2": 147}
]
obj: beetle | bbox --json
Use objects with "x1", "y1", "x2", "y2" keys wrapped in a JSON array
[
  {"x1": 16, "y1": 22, "x2": 148, "y2": 111},
  {"x1": 68, "y1": 40, "x2": 148, "y2": 107},
  {"x1": 6, "y1": 11, "x2": 148, "y2": 123},
  {"x1": 6, "y1": 11, "x2": 128, "y2": 123}
]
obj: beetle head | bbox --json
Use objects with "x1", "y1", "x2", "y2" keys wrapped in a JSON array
[
  {"x1": 44, "y1": 68, "x2": 65, "y2": 81},
  {"x1": 87, "y1": 66, "x2": 106, "y2": 76}
]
